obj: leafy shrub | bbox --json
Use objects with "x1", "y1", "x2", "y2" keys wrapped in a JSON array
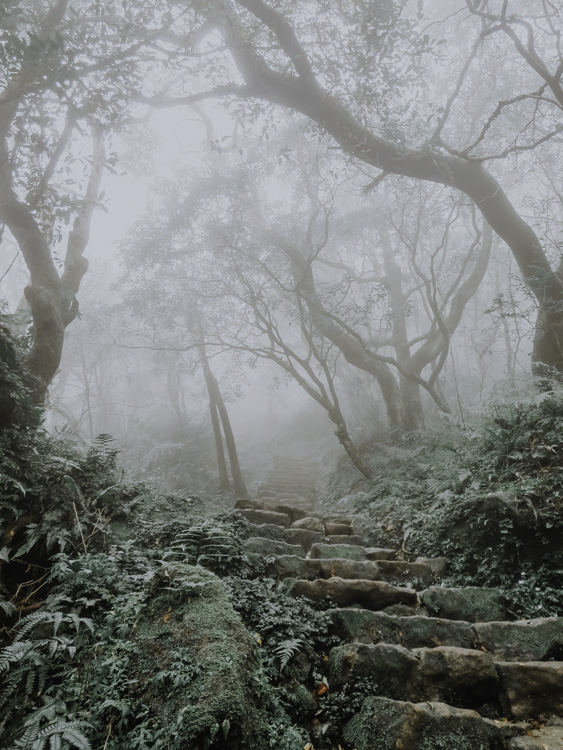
[{"x1": 354, "y1": 391, "x2": 563, "y2": 617}]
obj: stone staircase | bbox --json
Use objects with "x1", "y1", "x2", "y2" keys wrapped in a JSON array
[{"x1": 234, "y1": 478, "x2": 563, "y2": 750}]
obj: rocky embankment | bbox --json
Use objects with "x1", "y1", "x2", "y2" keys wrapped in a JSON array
[{"x1": 229, "y1": 457, "x2": 563, "y2": 749}]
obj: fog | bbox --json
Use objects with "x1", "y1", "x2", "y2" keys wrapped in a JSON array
[{"x1": 2, "y1": 0, "x2": 561, "y2": 497}]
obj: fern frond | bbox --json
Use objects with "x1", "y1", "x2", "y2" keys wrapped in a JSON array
[{"x1": 273, "y1": 638, "x2": 305, "y2": 673}]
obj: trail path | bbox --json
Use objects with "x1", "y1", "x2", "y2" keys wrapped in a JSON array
[{"x1": 234, "y1": 456, "x2": 563, "y2": 749}]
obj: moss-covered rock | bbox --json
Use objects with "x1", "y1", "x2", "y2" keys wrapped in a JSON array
[
  {"x1": 343, "y1": 696, "x2": 522, "y2": 750},
  {"x1": 126, "y1": 563, "x2": 266, "y2": 748}
]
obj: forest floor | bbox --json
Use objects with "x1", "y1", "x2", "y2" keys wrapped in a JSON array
[{"x1": 2, "y1": 393, "x2": 563, "y2": 748}]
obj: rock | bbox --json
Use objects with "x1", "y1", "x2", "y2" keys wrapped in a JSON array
[
  {"x1": 497, "y1": 661, "x2": 563, "y2": 719},
  {"x1": 325, "y1": 521, "x2": 352, "y2": 535},
  {"x1": 343, "y1": 696, "x2": 522, "y2": 750},
  {"x1": 327, "y1": 609, "x2": 402, "y2": 645},
  {"x1": 473, "y1": 617, "x2": 563, "y2": 661},
  {"x1": 234, "y1": 497, "x2": 264, "y2": 511},
  {"x1": 365, "y1": 547, "x2": 396, "y2": 561},
  {"x1": 125, "y1": 564, "x2": 266, "y2": 747},
  {"x1": 245, "y1": 522, "x2": 286, "y2": 541},
  {"x1": 509, "y1": 726, "x2": 563, "y2": 749},
  {"x1": 414, "y1": 556, "x2": 447, "y2": 579},
  {"x1": 413, "y1": 646, "x2": 499, "y2": 711},
  {"x1": 310, "y1": 542, "x2": 367, "y2": 561},
  {"x1": 329, "y1": 642, "x2": 499, "y2": 712},
  {"x1": 271, "y1": 503, "x2": 311, "y2": 522},
  {"x1": 291, "y1": 516, "x2": 324, "y2": 532},
  {"x1": 421, "y1": 586, "x2": 508, "y2": 622},
  {"x1": 284, "y1": 528, "x2": 324, "y2": 551},
  {"x1": 381, "y1": 603, "x2": 421, "y2": 616},
  {"x1": 398, "y1": 615, "x2": 475, "y2": 650},
  {"x1": 236, "y1": 508, "x2": 291, "y2": 527},
  {"x1": 244, "y1": 537, "x2": 305, "y2": 558},
  {"x1": 264, "y1": 555, "x2": 384, "y2": 581},
  {"x1": 376, "y1": 560, "x2": 434, "y2": 588},
  {"x1": 325, "y1": 534, "x2": 365, "y2": 545},
  {"x1": 288, "y1": 577, "x2": 417, "y2": 610},
  {"x1": 329, "y1": 643, "x2": 418, "y2": 698}
]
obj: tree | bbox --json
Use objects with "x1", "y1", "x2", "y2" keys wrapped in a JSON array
[
  {"x1": 138, "y1": 0, "x2": 563, "y2": 377},
  {"x1": 0, "y1": 0, "x2": 182, "y2": 404}
]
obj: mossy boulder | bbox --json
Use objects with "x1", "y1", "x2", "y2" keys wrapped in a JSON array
[
  {"x1": 343, "y1": 696, "x2": 521, "y2": 750},
  {"x1": 127, "y1": 564, "x2": 266, "y2": 748}
]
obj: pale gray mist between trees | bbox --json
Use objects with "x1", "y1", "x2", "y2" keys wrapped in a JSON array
[{"x1": 2, "y1": 0, "x2": 563, "y2": 485}]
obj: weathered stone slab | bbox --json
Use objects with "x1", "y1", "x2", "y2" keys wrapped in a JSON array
[
  {"x1": 497, "y1": 661, "x2": 563, "y2": 719},
  {"x1": 413, "y1": 646, "x2": 499, "y2": 710},
  {"x1": 377, "y1": 560, "x2": 434, "y2": 588},
  {"x1": 473, "y1": 617, "x2": 563, "y2": 661},
  {"x1": 245, "y1": 523, "x2": 285, "y2": 541},
  {"x1": 264, "y1": 555, "x2": 383, "y2": 581},
  {"x1": 288, "y1": 577, "x2": 417, "y2": 610},
  {"x1": 398, "y1": 615, "x2": 475, "y2": 650},
  {"x1": 327, "y1": 609, "x2": 402, "y2": 645},
  {"x1": 237, "y1": 508, "x2": 291, "y2": 527},
  {"x1": 325, "y1": 521, "x2": 352, "y2": 536},
  {"x1": 329, "y1": 610, "x2": 475, "y2": 651},
  {"x1": 343, "y1": 697, "x2": 522, "y2": 750},
  {"x1": 365, "y1": 547, "x2": 396, "y2": 561},
  {"x1": 330, "y1": 642, "x2": 498, "y2": 711},
  {"x1": 291, "y1": 516, "x2": 324, "y2": 532},
  {"x1": 330, "y1": 642, "x2": 418, "y2": 698},
  {"x1": 284, "y1": 528, "x2": 324, "y2": 551},
  {"x1": 414, "y1": 555, "x2": 447, "y2": 578},
  {"x1": 421, "y1": 586, "x2": 508, "y2": 622},
  {"x1": 244, "y1": 537, "x2": 305, "y2": 558},
  {"x1": 509, "y1": 726, "x2": 563, "y2": 749},
  {"x1": 310, "y1": 542, "x2": 367, "y2": 561},
  {"x1": 325, "y1": 534, "x2": 365, "y2": 545}
]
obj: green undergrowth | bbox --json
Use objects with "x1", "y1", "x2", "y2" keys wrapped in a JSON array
[
  {"x1": 349, "y1": 390, "x2": 563, "y2": 617},
  {"x1": 0, "y1": 415, "x2": 324, "y2": 748}
]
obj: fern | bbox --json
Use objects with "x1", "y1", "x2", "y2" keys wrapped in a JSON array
[
  {"x1": 273, "y1": 638, "x2": 305, "y2": 673},
  {"x1": 14, "y1": 717, "x2": 92, "y2": 750}
]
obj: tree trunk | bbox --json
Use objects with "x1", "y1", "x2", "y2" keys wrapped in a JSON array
[
  {"x1": 208, "y1": 392, "x2": 231, "y2": 493},
  {"x1": 198, "y1": 342, "x2": 249, "y2": 498},
  {"x1": 224, "y1": 11, "x2": 563, "y2": 374}
]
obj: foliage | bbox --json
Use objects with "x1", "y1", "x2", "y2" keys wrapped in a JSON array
[
  {"x1": 353, "y1": 390, "x2": 563, "y2": 616},
  {"x1": 224, "y1": 576, "x2": 333, "y2": 680}
]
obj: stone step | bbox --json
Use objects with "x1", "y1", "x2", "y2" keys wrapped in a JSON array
[
  {"x1": 328, "y1": 610, "x2": 475, "y2": 651},
  {"x1": 329, "y1": 642, "x2": 563, "y2": 720},
  {"x1": 285, "y1": 577, "x2": 418, "y2": 610},
  {"x1": 509, "y1": 725, "x2": 563, "y2": 749},
  {"x1": 330, "y1": 643, "x2": 501, "y2": 714},
  {"x1": 474, "y1": 617, "x2": 563, "y2": 661},
  {"x1": 342, "y1": 696, "x2": 524, "y2": 750},
  {"x1": 420, "y1": 585, "x2": 509, "y2": 623},
  {"x1": 284, "y1": 528, "x2": 324, "y2": 551},
  {"x1": 263, "y1": 556, "x2": 433, "y2": 586},
  {"x1": 327, "y1": 609, "x2": 563, "y2": 662},
  {"x1": 325, "y1": 534, "x2": 366, "y2": 546},
  {"x1": 244, "y1": 537, "x2": 305, "y2": 558},
  {"x1": 235, "y1": 498, "x2": 312, "y2": 522},
  {"x1": 237, "y1": 508, "x2": 291, "y2": 527},
  {"x1": 291, "y1": 516, "x2": 324, "y2": 533},
  {"x1": 245, "y1": 523, "x2": 286, "y2": 541},
  {"x1": 310, "y1": 542, "x2": 396, "y2": 562},
  {"x1": 496, "y1": 661, "x2": 563, "y2": 720}
]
